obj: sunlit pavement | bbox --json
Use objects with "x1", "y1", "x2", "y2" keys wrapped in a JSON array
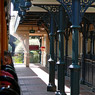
[{"x1": 15, "y1": 63, "x2": 95, "y2": 95}]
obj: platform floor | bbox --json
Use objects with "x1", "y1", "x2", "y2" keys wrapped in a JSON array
[{"x1": 15, "y1": 63, "x2": 95, "y2": 95}]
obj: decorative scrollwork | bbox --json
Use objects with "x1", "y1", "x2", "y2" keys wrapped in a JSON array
[
  {"x1": 80, "y1": 0, "x2": 95, "y2": 17},
  {"x1": 57, "y1": 0, "x2": 95, "y2": 23},
  {"x1": 59, "y1": 0, "x2": 71, "y2": 4},
  {"x1": 57, "y1": 0, "x2": 72, "y2": 21},
  {"x1": 82, "y1": 0, "x2": 89, "y2": 3},
  {"x1": 34, "y1": 4, "x2": 60, "y2": 13},
  {"x1": 64, "y1": 0, "x2": 70, "y2": 3}
]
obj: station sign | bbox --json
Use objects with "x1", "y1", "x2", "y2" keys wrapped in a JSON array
[{"x1": 29, "y1": 45, "x2": 39, "y2": 50}]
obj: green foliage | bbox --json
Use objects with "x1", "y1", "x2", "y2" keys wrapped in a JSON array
[
  {"x1": 29, "y1": 51, "x2": 39, "y2": 63},
  {"x1": 13, "y1": 51, "x2": 39, "y2": 63},
  {"x1": 13, "y1": 53, "x2": 24, "y2": 63}
]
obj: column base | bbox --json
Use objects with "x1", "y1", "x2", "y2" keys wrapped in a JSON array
[
  {"x1": 69, "y1": 64, "x2": 80, "y2": 95},
  {"x1": 26, "y1": 65, "x2": 29, "y2": 67},
  {"x1": 55, "y1": 90, "x2": 66, "y2": 95},
  {"x1": 47, "y1": 83, "x2": 56, "y2": 92}
]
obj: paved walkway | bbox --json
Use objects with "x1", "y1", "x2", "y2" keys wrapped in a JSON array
[{"x1": 15, "y1": 63, "x2": 95, "y2": 95}]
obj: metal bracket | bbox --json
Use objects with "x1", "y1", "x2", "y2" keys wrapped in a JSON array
[
  {"x1": 42, "y1": 13, "x2": 50, "y2": 29},
  {"x1": 34, "y1": 4, "x2": 69, "y2": 29},
  {"x1": 57, "y1": 0, "x2": 95, "y2": 23},
  {"x1": 80, "y1": 0, "x2": 95, "y2": 17},
  {"x1": 33, "y1": 4, "x2": 61, "y2": 30},
  {"x1": 33, "y1": 4, "x2": 60, "y2": 13}
]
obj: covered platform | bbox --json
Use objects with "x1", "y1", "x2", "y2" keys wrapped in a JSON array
[{"x1": 1, "y1": 0, "x2": 95, "y2": 95}]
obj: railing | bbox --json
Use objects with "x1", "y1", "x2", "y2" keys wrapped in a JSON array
[
  {"x1": 84, "y1": 59, "x2": 95, "y2": 89},
  {"x1": 65, "y1": 56, "x2": 95, "y2": 90}
]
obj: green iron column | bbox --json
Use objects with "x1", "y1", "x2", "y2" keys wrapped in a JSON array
[
  {"x1": 47, "y1": 13, "x2": 56, "y2": 92},
  {"x1": 81, "y1": 21, "x2": 87, "y2": 84},
  {"x1": 69, "y1": 0, "x2": 80, "y2": 95},
  {"x1": 55, "y1": 6, "x2": 66, "y2": 95}
]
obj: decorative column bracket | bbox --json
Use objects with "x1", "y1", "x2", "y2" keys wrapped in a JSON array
[
  {"x1": 57, "y1": 0, "x2": 95, "y2": 24},
  {"x1": 34, "y1": 4, "x2": 69, "y2": 30},
  {"x1": 33, "y1": 4, "x2": 61, "y2": 28},
  {"x1": 33, "y1": 4, "x2": 60, "y2": 13},
  {"x1": 41, "y1": 13, "x2": 51, "y2": 29}
]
